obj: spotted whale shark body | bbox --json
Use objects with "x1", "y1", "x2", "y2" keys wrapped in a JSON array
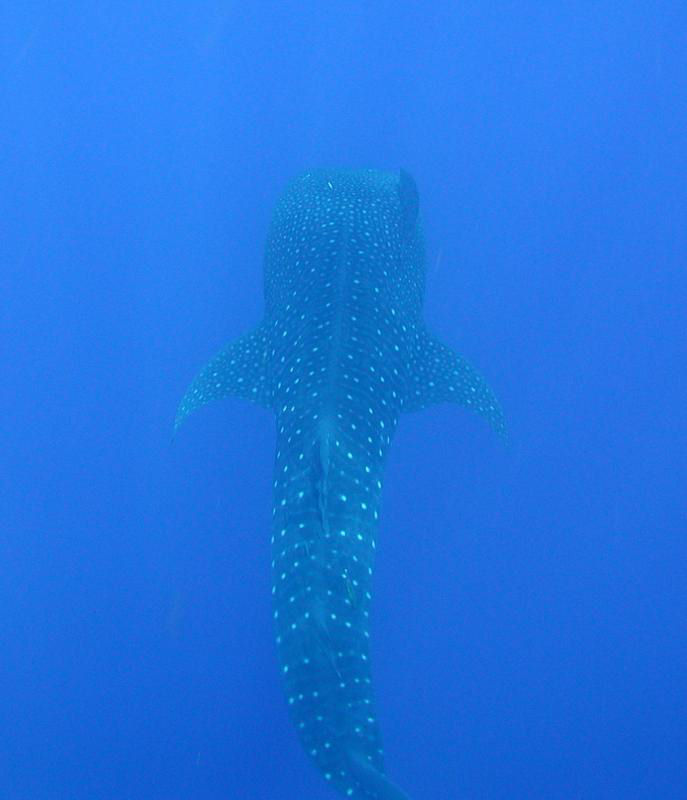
[{"x1": 176, "y1": 169, "x2": 504, "y2": 799}]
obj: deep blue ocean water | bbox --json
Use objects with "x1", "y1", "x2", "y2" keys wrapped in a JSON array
[{"x1": 3, "y1": 3, "x2": 686, "y2": 798}]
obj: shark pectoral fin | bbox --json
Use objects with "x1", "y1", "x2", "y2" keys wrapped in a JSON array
[
  {"x1": 174, "y1": 322, "x2": 272, "y2": 432},
  {"x1": 404, "y1": 327, "x2": 506, "y2": 439}
]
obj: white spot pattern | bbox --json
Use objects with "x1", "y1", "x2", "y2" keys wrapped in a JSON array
[{"x1": 175, "y1": 168, "x2": 504, "y2": 800}]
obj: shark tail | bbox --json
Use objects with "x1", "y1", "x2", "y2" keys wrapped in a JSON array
[{"x1": 347, "y1": 750, "x2": 411, "y2": 800}]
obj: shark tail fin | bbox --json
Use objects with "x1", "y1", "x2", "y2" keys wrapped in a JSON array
[
  {"x1": 174, "y1": 322, "x2": 272, "y2": 432},
  {"x1": 347, "y1": 750, "x2": 411, "y2": 800},
  {"x1": 404, "y1": 326, "x2": 506, "y2": 439}
]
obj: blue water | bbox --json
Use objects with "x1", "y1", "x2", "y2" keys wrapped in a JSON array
[{"x1": 3, "y1": 4, "x2": 686, "y2": 799}]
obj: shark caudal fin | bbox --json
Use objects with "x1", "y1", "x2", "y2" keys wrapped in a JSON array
[
  {"x1": 174, "y1": 322, "x2": 272, "y2": 432},
  {"x1": 347, "y1": 750, "x2": 411, "y2": 800},
  {"x1": 404, "y1": 326, "x2": 506, "y2": 439}
]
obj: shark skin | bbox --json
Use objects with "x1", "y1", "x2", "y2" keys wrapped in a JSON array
[{"x1": 176, "y1": 169, "x2": 505, "y2": 799}]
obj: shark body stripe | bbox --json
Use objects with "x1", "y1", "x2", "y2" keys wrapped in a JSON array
[{"x1": 176, "y1": 168, "x2": 504, "y2": 799}]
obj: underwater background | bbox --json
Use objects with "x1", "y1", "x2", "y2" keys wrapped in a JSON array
[{"x1": 3, "y1": 3, "x2": 686, "y2": 798}]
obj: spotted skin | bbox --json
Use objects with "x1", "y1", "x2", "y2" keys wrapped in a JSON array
[{"x1": 176, "y1": 169, "x2": 504, "y2": 799}]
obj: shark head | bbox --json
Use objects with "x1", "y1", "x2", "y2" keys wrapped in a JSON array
[{"x1": 263, "y1": 168, "x2": 426, "y2": 321}]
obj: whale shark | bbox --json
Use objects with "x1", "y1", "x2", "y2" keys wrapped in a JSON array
[{"x1": 176, "y1": 168, "x2": 505, "y2": 799}]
